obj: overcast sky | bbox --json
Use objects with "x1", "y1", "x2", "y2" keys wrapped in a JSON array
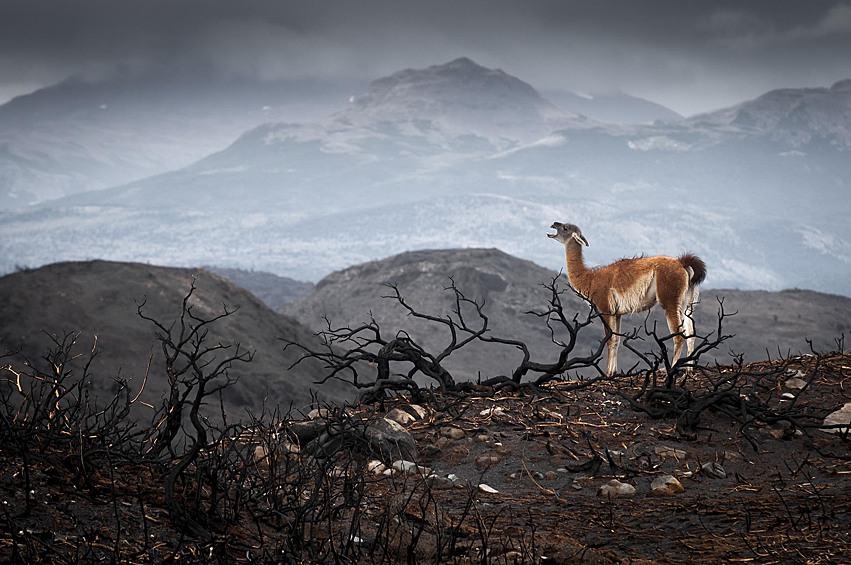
[{"x1": 2, "y1": 0, "x2": 850, "y2": 115}]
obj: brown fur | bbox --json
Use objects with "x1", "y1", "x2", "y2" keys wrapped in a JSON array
[{"x1": 549, "y1": 222, "x2": 706, "y2": 375}]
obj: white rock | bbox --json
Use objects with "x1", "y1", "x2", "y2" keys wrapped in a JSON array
[
  {"x1": 391, "y1": 460, "x2": 431, "y2": 476},
  {"x1": 651, "y1": 475, "x2": 684, "y2": 495},
  {"x1": 478, "y1": 483, "x2": 499, "y2": 494},
  {"x1": 479, "y1": 406, "x2": 506, "y2": 417},
  {"x1": 785, "y1": 376, "x2": 808, "y2": 390},
  {"x1": 597, "y1": 479, "x2": 635, "y2": 498},
  {"x1": 386, "y1": 407, "x2": 418, "y2": 425},
  {"x1": 823, "y1": 403, "x2": 851, "y2": 434},
  {"x1": 780, "y1": 392, "x2": 796, "y2": 400},
  {"x1": 367, "y1": 460, "x2": 387, "y2": 475}
]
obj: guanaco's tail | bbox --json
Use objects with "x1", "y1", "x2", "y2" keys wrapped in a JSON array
[{"x1": 679, "y1": 254, "x2": 707, "y2": 287}]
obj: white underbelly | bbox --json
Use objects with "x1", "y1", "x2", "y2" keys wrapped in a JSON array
[{"x1": 610, "y1": 274, "x2": 657, "y2": 314}]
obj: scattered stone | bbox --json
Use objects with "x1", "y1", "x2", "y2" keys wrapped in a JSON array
[
  {"x1": 367, "y1": 460, "x2": 387, "y2": 475},
  {"x1": 763, "y1": 423, "x2": 792, "y2": 440},
  {"x1": 285, "y1": 419, "x2": 325, "y2": 444},
  {"x1": 701, "y1": 462, "x2": 726, "y2": 479},
  {"x1": 421, "y1": 444, "x2": 442, "y2": 458},
  {"x1": 785, "y1": 376, "x2": 808, "y2": 390},
  {"x1": 392, "y1": 460, "x2": 431, "y2": 476},
  {"x1": 544, "y1": 471, "x2": 559, "y2": 480},
  {"x1": 253, "y1": 442, "x2": 299, "y2": 465},
  {"x1": 406, "y1": 404, "x2": 428, "y2": 419},
  {"x1": 651, "y1": 475, "x2": 684, "y2": 495},
  {"x1": 570, "y1": 480, "x2": 583, "y2": 491},
  {"x1": 780, "y1": 392, "x2": 796, "y2": 400},
  {"x1": 441, "y1": 427, "x2": 466, "y2": 440},
  {"x1": 655, "y1": 446, "x2": 688, "y2": 460},
  {"x1": 475, "y1": 454, "x2": 502, "y2": 468},
  {"x1": 478, "y1": 484, "x2": 499, "y2": 494},
  {"x1": 598, "y1": 479, "x2": 635, "y2": 498},
  {"x1": 428, "y1": 475, "x2": 457, "y2": 490},
  {"x1": 823, "y1": 403, "x2": 851, "y2": 434},
  {"x1": 308, "y1": 407, "x2": 332, "y2": 420},
  {"x1": 366, "y1": 418, "x2": 418, "y2": 464},
  {"x1": 386, "y1": 407, "x2": 420, "y2": 425},
  {"x1": 480, "y1": 406, "x2": 506, "y2": 417}
]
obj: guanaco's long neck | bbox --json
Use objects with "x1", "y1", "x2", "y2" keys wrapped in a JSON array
[{"x1": 564, "y1": 240, "x2": 591, "y2": 294}]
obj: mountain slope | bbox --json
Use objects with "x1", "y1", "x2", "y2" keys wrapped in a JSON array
[
  {"x1": 282, "y1": 248, "x2": 851, "y2": 381},
  {"x1": 686, "y1": 79, "x2": 851, "y2": 149},
  {"x1": 0, "y1": 74, "x2": 361, "y2": 208},
  {"x1": 0, "y1": 261, "x2": 354, "y2": 420},
  {"x1": 42, "y1": 58, "x2": 594, "y2": 213},
  {"x1": 342, "y1": 57, "x2": 590, "y2": 141},
  {"x1": 543, "y1": 89, "x2": 683, "y2": 124},
  {"x1": 1, "y1": 60, "x2": 849, "y2": 295}
]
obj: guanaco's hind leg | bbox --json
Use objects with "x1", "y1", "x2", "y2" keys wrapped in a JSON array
[
  {"x1": 680, "y1": 289, "x2": 697, "y2": 373},
  {"x1": 665, "y1": 308, "x2": 686, "y2": 369},
  {"x1": 659, "y1": 270, "x2": 692, "y2": 373},
  {"x1": 603, "y1": 314, "x2": 622, "y2": 376}
]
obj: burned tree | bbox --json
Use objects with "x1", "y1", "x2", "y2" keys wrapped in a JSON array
[
  {"x1": 281, "y1": 277, "x2": 633, "y2": 398},
  {"x1": 137, "y1": 276, "x2": 254, "y2": 535}
]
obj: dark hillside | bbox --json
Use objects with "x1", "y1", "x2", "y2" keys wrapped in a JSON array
[
  {"x1": 0, "y1": 261, "x2": 353, "y2": 420},
  {"x1": 283, "y1": 248, "x2": 851, "y2": 381}
]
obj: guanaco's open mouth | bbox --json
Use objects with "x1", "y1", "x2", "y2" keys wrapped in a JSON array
[{"x1": 547, "y1": 222, "x2": 560, "y2": 238}]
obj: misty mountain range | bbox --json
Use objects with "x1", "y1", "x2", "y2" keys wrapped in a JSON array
[{"x1": 1, "y1": 57, "x2": 849, "y2": 295}]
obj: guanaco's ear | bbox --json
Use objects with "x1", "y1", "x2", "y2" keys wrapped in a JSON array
[{"x1": 573, "y1": 232, "x2": 589, "y2": 246}]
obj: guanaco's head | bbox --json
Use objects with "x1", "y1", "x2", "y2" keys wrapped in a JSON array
[{"x1": 548, "y1": 222, "x2": 589, "y2": 246}]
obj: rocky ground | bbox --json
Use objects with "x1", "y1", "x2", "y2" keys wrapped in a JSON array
[
  {"x1": 347, "y1": 351, "x2": 851, "y2": 563},
  {"x1": 2, "y1": 352, "x2": 850, "y2": 563}
]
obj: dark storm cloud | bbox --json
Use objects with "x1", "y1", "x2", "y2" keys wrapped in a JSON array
[{"x1": 1, "y1": 0, "x2": 850, "y2": 114}]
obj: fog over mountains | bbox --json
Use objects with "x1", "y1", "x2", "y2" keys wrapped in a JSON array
[{"x1": 1, "y1": 58, "x2": 849, "y2": 295}]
